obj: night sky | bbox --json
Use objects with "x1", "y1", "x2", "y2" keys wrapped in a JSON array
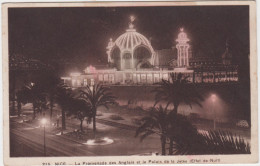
[
  {"x1": 8, "y1": 6, "x2": 249, "y2": 71},
  {"x1": 8, "y1": 5, "x2": 251, "y2": 121}
]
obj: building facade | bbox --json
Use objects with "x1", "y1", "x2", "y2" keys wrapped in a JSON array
[{"x1": 62, "y1": 17, "x2": 238, "y2": 87}]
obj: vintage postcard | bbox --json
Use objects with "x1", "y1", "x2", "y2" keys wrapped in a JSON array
[{"x1": 2, "y1": 1, "x2": 258, "y2": 165}]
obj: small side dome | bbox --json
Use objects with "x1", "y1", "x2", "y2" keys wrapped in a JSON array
[{"x1": 176, "y1": 28, "x2": 190, "y2": 44}]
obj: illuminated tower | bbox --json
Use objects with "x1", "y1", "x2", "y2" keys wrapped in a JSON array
[
  {"x1": 106, "y1": 38, "x2": 114, "y2": 63},
  {"x1": 176, "y1": 28, "x2": 190, "y2": 67}
]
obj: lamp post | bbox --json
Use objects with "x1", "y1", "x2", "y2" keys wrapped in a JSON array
[
  {"x1": 211, "y1": 94, "x2": 216, "y2": 130},
  {"x1": 41, "y1": 118, "x2": 47, "y2": 156}
]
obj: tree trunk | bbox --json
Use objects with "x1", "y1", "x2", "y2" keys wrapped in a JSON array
[
  {"x1": 93, "y1": 115, "x2": 96, "y2": 138},
  {"x1": 92, "y1": 108, "x2": 97, "y2": 138},
  {"x1": 80, "y1": 119, "x2": 83, "y2": 132},
  {"x1": 17, "y1": 101, "x2": 21, "y2": 117},
  {"x1": 161, "y1": 135, "x2": 166, "y2": 155},
  {"x1": 172, "y1": 103, "x2": 179, "y2": 114},
  {"x1": 169, "y1": 138, "x2": 174, "y2": 155},
  {"x1": 33, "y1": 103, "x2": 36, "y2": 120},
  {"x1": 40, "y1": 107, "x2": 42, "y2": 116},
  {"x1": 62, "y1": 109, "x2": 66, "y2": 130}
]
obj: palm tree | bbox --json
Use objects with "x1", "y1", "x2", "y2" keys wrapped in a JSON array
[
  {"x1": 153, "y1": 73, "x2": 203, "y2": 114},
  {"x1": 17, "y1": 83, "x2": 46, "y2": 120},
  {"x1": 201, "y1": 130, "x2": 250, "y2": 154},
  {"x1": 136, "y1": 107, "x2": 251, "y2": 155},
  {"x1": 79, "y1": 84, "x2": 116, "y2": 137},
  {"x1": 171, "y1": 129, "x2": 250, "y2": 155},
  {"x1": 34, "y1": 97, "x2": 48, "y2": 116},
  {"x1": 56, "y1": 83, "x2": 73, "y2": 130},
  {"x1": 67, "y1": 98, "x2": 92, "y2": 132},
  {"x1": 135, "y1": 106, "x2": 170, "y2": 155},
  {"x1": 166, "y1": 113, "x2": 200, "y2": 155},
  {"x1": 44, "y1": 74, "x2": 61, "y2": 121}
]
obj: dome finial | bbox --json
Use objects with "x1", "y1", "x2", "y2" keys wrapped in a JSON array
[
  {"x1": 129, "y1": 15, "x2": 135, "y2": 29},
  {"x1": 130, "y1": 15, "x2": 135, "y2": 22}
]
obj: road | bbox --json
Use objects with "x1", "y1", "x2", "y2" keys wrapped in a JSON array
[
  {"x1": 10, "y1": 117, "x2": 161, "y2": 157},
  {"x1": 9, "y1": 110, "x2": 250, "y2": 157}
]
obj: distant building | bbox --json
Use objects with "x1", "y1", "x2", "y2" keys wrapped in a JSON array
[{"x1": 62, "y1": 17, "x2": 238, "y2": 87}]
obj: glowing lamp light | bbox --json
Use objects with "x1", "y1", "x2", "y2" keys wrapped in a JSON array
[
  {"x1": 211, "y1": 94, "x2": 217, "y2": 102},
  {"x1": 60, "y1": 77, "x2": 71, "y2": 80},
  {"x1": 41, "y1": 118, "x2": 47, "y2": 126}
]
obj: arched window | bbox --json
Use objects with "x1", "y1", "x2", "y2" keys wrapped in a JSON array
[
  {"x1": 133, "y1": 46, "x2": 151, "y2": 68},
  {"x1": 122, "y1": 53, "x2": 132, "y2": 69},
  {"x1": 111, "y1": 46, "x2": 121, "y2": 70},
  {"x1": 137, "y1": 61, "x2": 152, "y2": 69}
]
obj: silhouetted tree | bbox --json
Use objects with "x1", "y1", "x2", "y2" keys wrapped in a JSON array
[
  {"x1": 34, "y1": 97, "x2": 49, "y2": 116},
  {"x1": 153, "y1": 73, "x2": 203, "y2": 114},
  {"x1": 45, "y1": 75, "x2": 61, "y2": 121},
  {"x1": 67, "y1": 98, "x2": 92, "y2": 132},
  {"x1": 170, "y1": 129, "x2": 250, "y2": 155},
  {"x1": 56, "y1": 83, "x2": 73, "y2": 130},
  {"x1": 166, "y1": 113, "x2": 199, "y2": 155},
  {"x1": 136, "y1": 106, "x2": 250, "y2": 155},
  {"x1": 135, "y1": 106, "x2": 170, "y2": 155},
  {"x1": 79, "y1": 84, "x2": 116, "y2": 137},
  {"x1": 32, "y1": 72, "x2": 62, "y2": 121},
  {"x1": 17, "y1": 83, "x2": 46, "y2": 120}
]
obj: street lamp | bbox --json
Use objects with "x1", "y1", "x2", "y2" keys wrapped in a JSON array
[
  {"x1": 41, "y1": 118, "x2": 47, "y2": 156},
  {"x1": 211, "y1": 94, "x2": 216, "y2": 130}
]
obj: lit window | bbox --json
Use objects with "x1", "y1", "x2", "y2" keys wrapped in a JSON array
[
  {"x1": 109, "y1": 74, "x2": 114, "y2": 83},
  {"x1": 104, "y1": 74, "x2": 108, "y2": 82},
  {"x1": 133, "y1": 74, "x2": 137, "y2": 83},
  {"x1": 83, "y1": 79, "x2": 88, "y2": 86},
  {"x1": 98, "y1": 75, "x2": 103, "y2": 81},
  {"x1": 163, "y1": 74, "x2": 168, "y2": 80},
  {"x1": 154, "y1": 74, "x2": 160, "y2": 83},
  {"x1": 90, "y1": 79, "x2": 95, "y2": 86},
  {"x1": 136, "y1": 74, "x2": 141, "y2": 83},
  {"x1": 147, "y1": 74, "x2": 152, "y2": 83},
  {"x1": 141, "y1": 74, "x2": 146, "y2": 83}
]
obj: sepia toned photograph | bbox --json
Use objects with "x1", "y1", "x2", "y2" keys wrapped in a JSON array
[{"x1": 3, "y1": 1, "x2": 258, "y2": 165}]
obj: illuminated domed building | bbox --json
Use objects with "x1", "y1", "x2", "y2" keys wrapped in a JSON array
[
  {"x1": 106, "y1": 19, "x2": 155, "y2": 71},
  {"x1": 63, "y1": 16, "x2": 238, "y2": 87}
]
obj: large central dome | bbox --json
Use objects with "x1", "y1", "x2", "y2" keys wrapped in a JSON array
[
  {"x1": 114, "y1": 28, "x2": 154, "y2": 52},
  {"x1": 106, "y1": 20, "x2": 155, "y2": 71}
]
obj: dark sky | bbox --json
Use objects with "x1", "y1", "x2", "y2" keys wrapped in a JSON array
[{"x1": 8, "y1": 6, "x2": 249, "y2": 69}]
